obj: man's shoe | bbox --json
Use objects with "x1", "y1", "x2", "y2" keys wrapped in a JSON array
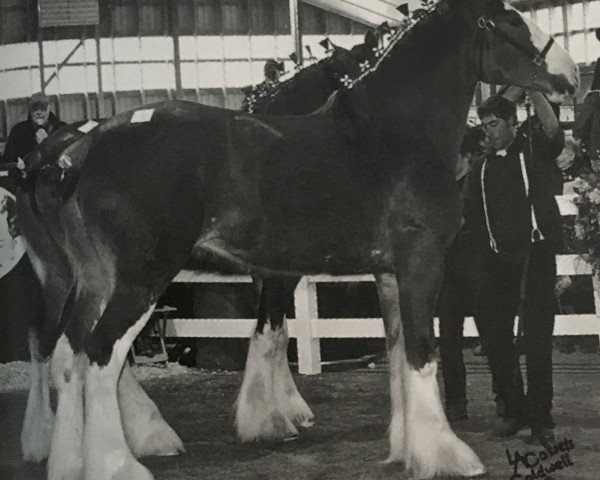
[
  {"x1": 445, "y1": 404, "x2": 469, "y2": 422},
  {"x1": 526, "y1": 427, "x2": 556, "y2": 449},
  {"x1": 490, "y1": 417, "x2": 526, "y2": 438}
]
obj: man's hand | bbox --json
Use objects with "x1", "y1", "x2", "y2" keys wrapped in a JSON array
[
  {"x1": 35, "y1": 128, "x2": 48, "y2": 144},
  {"x1": 501, "y1": 86, "x2": 525, "y2": 104},
  {"x1": 528, "y1": 91, "x2": 560, "y2": 138}
]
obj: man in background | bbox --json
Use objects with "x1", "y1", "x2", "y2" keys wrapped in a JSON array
[{"x1": 2, "y1": 92, "x2": 66, "y2": 167}]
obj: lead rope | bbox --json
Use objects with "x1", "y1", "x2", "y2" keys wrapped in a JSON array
[
  {"x1": 519, "y1": 151, "x2": 545, "y2": 243},
  {"x1": 480, "y1": 158, "x2": 498, "y2": 253}
]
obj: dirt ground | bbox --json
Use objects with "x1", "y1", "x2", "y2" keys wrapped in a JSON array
[{"x1": 0, "y1": 356, "x2": 599, "y2": 480}]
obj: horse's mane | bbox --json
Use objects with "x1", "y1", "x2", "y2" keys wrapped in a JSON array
[
  {"x1": 240, "y1": 54, "x2": 336, "y2": 114},
  {"x1": 338, "y1": 0, "x2": 457, "y2": 92},
  {"x1": 239, "y1": 2, "x2": 452, "y2": 115}
]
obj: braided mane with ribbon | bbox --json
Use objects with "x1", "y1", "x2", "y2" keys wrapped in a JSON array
[{"x1": 241, "y1": 0, "x2": 441, "y2": 113}]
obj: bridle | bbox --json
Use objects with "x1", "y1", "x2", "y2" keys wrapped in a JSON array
[{"x1": 476, "y1": 12, "x2": 555, "y2": 77}]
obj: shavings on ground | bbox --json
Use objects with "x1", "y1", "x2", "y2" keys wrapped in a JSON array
[{"x1": 0, "y1": 361, "x2": 201, "y2": 393}]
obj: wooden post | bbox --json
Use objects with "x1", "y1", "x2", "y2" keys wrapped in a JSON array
[
  {"x1": 592, "y1": 275, "x2": 600, "y2": 346},
  {"x1": 95, "y1": 24, "x2": 105, "y2": 119},
  {"x1": 169, "y1": 1, "x2": 183, "y2": 99},
  {"x1": 37, "y1": 25, "x2": 45, "y2": 93},
  {"x1": 289, "y1": 0, "x2": 303, "y2": 66},
  {"x1": 294, "y1": 276, "x2": 321, "y2": 374}
]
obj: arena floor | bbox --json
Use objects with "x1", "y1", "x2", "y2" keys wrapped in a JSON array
[{"x1": 0, "y1": 353, "x2": 598, "y2": 480}]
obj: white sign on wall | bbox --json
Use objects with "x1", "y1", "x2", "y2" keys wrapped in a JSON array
[{"x1": 38, "y1": 0, "x2": 99, "y2": 27}]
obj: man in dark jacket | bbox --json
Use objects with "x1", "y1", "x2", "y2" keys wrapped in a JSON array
[
  {"x1": 465, "y1": 87, "x2": 564, "y2": 447},
  {"x1": 2, "y1": 92, "x2": 66, "y2": 167}
]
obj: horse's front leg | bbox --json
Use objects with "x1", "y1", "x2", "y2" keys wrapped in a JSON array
[
  {"x1": 235, "y1": 276, "x2": 314, "y2": 442},
  {"x1": 392, "y1": 230, "x2": 485, "y2": 479},
  {"x1": 374, "y1": 273, "x2": 408, "y2": 464}
]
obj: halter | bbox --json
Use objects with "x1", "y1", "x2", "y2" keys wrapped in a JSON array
[
  {"x1": 339, "y1": 2, "x2": 556, "y2": 92},
  {"x1": 476, "y1": 13, "x2": 555, "y2": 77}
]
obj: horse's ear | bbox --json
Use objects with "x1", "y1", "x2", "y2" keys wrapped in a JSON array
[{"x1": 364, "y1": 29, "x2": 378, "y2": 49}]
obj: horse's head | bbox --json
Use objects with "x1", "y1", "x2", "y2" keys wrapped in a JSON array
[{"x1": 455, "y1": 0, "x2": 579, "y2": 95}]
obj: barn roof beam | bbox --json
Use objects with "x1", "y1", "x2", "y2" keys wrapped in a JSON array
[{"x1": 300, "y1": 0, "x2": 578, "y2": 28}]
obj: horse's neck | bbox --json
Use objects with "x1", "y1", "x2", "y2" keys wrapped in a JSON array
[
  {"x1": 357, "y1": 21, "x2": 477, "y2": 163},
  {"x1": 259, "y1": 69, "x2": 331, "y2": 115}
]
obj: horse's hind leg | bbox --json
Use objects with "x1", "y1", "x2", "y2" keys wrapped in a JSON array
[
  {"x1": 236, "y1": 276, "x2": 313, "y2": 442},
  {"x1": 393, "y1": 230, "x2": 484, "y2": 478},
  {"x1": 83, "y1": 289, "x2": 158, "y2": 480},
  {"x1": 21, "y1": 328, "x2": 54, "y2": 463},
  {"x1": 47, "y1": 331, "x2": 87, "y2": 480},
  {"x1": 119, "y1": 362, "x2": 185, "y2": 457},
  {"x1": 374, "y1": 273, "x2": 408, "y2": 464},
  {"x1": 21, "y1": 249, "x2": 73, "y2": 464},
  {"x1": 46, "y1": 287, "x2": 107, "y2": 480}
]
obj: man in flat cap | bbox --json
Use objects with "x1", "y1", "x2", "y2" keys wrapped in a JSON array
[{"x1": 2, "y1": 92, "x2": 66, "y2": 167}]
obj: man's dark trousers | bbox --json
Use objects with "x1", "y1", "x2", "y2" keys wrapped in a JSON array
[
  {"x1": 438, "y1": 232, "x2": 488, "y2": 409},
  {"x1": 476, "y1": 240, "x2": 556, "y2": 429}
]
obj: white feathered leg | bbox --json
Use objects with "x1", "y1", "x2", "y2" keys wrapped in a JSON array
[
  {"x1": 235, "y1": 323, "x2": 298, "y2": 441},
  {"x1": 119, "y1": 363, "x2": 185, "y2": 457},
  {"x1": 47, "y1": 335, "x2": 86, "y2": 480},
  {"x1": 274, "y1": 324, "x2": 314, "y2": 428},
  {"x1": 84, "y1": 308, "x2": 155, "y2": 480},
  {"x1": 21, "y1": 332, "x2": 54, "y2": 463},
  {"x1": 385, "y1": 340, "x2": 408, "y2": 464},
  {"x1": 403, "y1": 361, "x2": 485, "y2": 479}
]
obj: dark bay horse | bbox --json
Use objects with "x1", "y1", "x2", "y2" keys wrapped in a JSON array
[
  {"x1": 16, "y1": 36, "x2": 379, "y2": 476},
  {"x1": 17, "y1": 0, "x2": 578, "y2": 479}
]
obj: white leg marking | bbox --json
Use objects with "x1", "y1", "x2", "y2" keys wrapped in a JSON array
[
  {"x1": 119, "y1": 363, "x2": 185, "y2": 458},
  {"x1": 27, "y1": 247, "x2": 47, "y2": 287},
  {"x1": 235, "y1": 323, "x2": 298, "y2": 441},
  {"x1": 84, "y1": 305, "x2": 156, "y2": 480},
  {"x1": 403, "y1": 361, "x2": 485, "y2": 479},
  {"x1": 273, "y1": 324, "x2": 314, "y2": 428},
  {"x1": 385, "y1": 341, "x2": 408, "y2": 464},
  {"x1": 47, "y1": 335, "x2": 86, "y2": 480},
  {"x1": 21, "y1": 344, "x2": 54, "y2": 463},
  {"x1": 374, "y1": 273, "x2": 407, "y2": 464}
]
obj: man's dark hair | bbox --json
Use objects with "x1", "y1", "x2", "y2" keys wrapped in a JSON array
[{"x1": 477, "y1": 94, "x2": 517, "y2": 122}]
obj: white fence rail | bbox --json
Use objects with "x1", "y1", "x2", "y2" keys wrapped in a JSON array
[{"x1": 166, "y1": 195, "x2": 600, "y2": 375}]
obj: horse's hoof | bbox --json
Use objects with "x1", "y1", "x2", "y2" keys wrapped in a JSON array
[
  {"x1": 133, "y1": 429, "x2": 186, "y2": 457},
  {"x1": 298, "y1": 419, "x2": 314, "y2": 428},
  {"x1": 92, "y1": 455, "x2": 155, "y2": 480}
]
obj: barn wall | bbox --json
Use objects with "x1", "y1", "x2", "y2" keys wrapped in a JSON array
[{"x1": 0, "y1": 0, "x2": 599, "y2": 137}]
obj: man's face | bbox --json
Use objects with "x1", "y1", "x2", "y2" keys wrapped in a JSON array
[
  {"x1": 480, "y1": 114, "x2": 517, "y2": 152},
  {"x1": 30, "y1": 103, "x2": 50, "y2": 126}
]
